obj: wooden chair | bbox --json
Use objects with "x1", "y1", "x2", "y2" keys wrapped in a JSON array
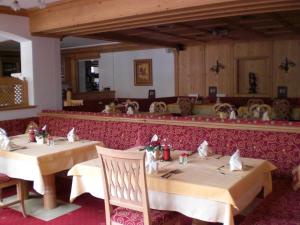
[
  {"x1": 272, "y1": 99, "x2": 290, "y2": 120},
  {"x1": 0, "y1": 174, "x2": 26, "y2": 217},
  {"x1": 149, "y1": 102, "x2": 167, "y2": 113},
  {"x1": 97, "y1": 146, "x2": 180, "y2": 225},
  {"x1": 247, "y1": 99, "x2": 264, "y2": 109},
  {"x1": 24, "y1": 121, "x2": 38, "y2": 134},
  {"x1": 124, "y1": 100, "x2": 140, "y2": 112},
  {"x1": 249, "y1": 104, "x2": 272, "y2": 119},
  {"x1": 214, "y1": 103, "x2": 234, "y2": 119},
  {"x1": 177, "y1": 97, "x2": 192, "y2": 116}
]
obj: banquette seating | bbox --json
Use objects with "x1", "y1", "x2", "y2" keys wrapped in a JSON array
[
  {"x1": 1, "y1": 110, "x2": 299, "y2": 224},
  {"x1": 38, "y1": 111, "x2": 300, "y2": 225}
]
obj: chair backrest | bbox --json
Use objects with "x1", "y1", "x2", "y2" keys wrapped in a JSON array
[
  {"x1": 214, "y1": 103, "x2": 234, "y2": 119},
  {"x1": 125, "y1": 100, "x2": 140, "y2": 111},
  {"x1": 249, "y1": 104, "x2": 272, "y2": 119},
  {"x1": 272, "y1": 99, "x2": 290, "y2": 120},
  {"x1": 24, "y1": 121, "x2": 38, "y2": 134},
  {"x1": 177, "y1": 97, "x2": 192, "y2": 116},
  {"x1": 149, "y1": 101, "x2": 167, "y2": 113},
  {"x1": 247, "y1": 98, "x2": 264, "y2": 109},
  {"x1": 97, "y1": 146, "x2": 150, "y2": 225}
]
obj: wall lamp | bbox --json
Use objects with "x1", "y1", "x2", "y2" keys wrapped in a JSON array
[
  {"x1": 279, "y1": 57, "x2": 296, "y2": 73},
  {"x1": 210, "y1": 60, "x2": 225, "y2": 74}
]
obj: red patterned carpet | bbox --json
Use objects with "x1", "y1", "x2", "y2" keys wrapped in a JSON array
[
  {"x1": 0, "y1": 177, "x2": 194, "y2": 225},
  {"x1": 0, "y1": 177, "x2": 107, "y2": 225}
]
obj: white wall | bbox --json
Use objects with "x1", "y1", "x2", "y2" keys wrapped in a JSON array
[
  {"x1": 99, "y1": 48, "x2": 175, "y2": 98},
  {"x1": 0, "y1": 14, "x2": 62, "y2": 120}
]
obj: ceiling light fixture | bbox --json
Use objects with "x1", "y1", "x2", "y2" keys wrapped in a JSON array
[
  {"x1": 38, "y1": 0, "x2": 46, "y2": 9},
  {"x1": 11, "y1": 0, "x2": 20, "y2": 11},
  {"x1": 9, "y1": 0, "x2": 47, "y2": 11}
]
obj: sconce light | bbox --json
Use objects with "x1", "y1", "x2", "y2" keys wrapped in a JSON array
[
  {"x1": 279, "y1": 57, "x2": 296, "y2": 72},
  {"x1": 210, "y1": 60, "x2": 225, "y2": 74}
]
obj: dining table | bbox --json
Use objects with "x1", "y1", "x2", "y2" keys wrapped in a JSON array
[
  {"x1": 0, "y1": 134, "x2": 102, "y2": 209},
  {"x1": 68, "y1": 148, "x2": 276, "y2": 225}
]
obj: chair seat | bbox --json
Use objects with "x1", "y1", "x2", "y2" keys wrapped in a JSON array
[
  {"x1": 111, "y1": 207, "x2": 177, "y2": 225},
  {"x1": 0, "y1": 173, "x2": 11, "y2": 183}
]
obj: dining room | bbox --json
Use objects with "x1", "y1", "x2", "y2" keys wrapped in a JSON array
[{"x1": 0, "y1": 1, "x2": 300, "y2": 225}]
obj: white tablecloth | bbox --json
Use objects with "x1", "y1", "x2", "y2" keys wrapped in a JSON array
[
  {"x1": 0, "y1": 134, "x2": 101, "y2": 194},
  {"x1": 68, "y1": 154, "x2": 274, "y2": 225}
]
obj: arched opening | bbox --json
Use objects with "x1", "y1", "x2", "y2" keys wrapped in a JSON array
[{"x1": 0, "y1": 31, "x2": 34, "y2": 105}]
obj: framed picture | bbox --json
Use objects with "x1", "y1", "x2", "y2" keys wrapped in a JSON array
[
  {"x1": 208, "y1": 86, "x2": 217, "y2": 97},
  {"x1": 148, "y1": 89, "x2": 156, "y2": 99},
  {"x1": 277, "y1": 86, "x2": 288, "y2": 98},
  {"x1": 134, "y1": 59, "x2": 152, "y2": 86}
]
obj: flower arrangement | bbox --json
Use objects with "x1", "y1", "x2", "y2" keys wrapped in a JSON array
[
  {"x1": 145, "y1": 136, "x2": 173, "y2": 161},
  {"x1": 35, "y1": 128, "x2": 48, "y2": 138},
  {"x1": 145, "y1": 140, "x2": 161, "y2": 152},
  {"x1": 34, "y1": 126, "x2": 48, "y2": 144}
]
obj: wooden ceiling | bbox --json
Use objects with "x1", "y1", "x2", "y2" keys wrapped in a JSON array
[
  {"x1": 2, "y1": 0, "x2": 300, "y2": 49},
  {"x1": 85, "y1": 10, "x2": 300, "y2": 49}
]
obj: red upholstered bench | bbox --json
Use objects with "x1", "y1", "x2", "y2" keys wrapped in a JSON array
[
  {"x1": 39, "y1": 110, "x2": 300, "y2": 224},
  {"x1": 240, "y1": 178, "x2": 300, "y2": 225}
]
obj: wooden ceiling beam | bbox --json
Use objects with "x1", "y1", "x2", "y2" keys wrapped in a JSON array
[
  {"x1": 0, "y1": 6, "x2": 28, "y2": 17},
  {"x1": 42, "y1": 4, "x2": 300, "y2": 38},
  {"x1": 84, "y1": 33, "x2": 182, "y2": 49},
  {"x1": 226, "y1": 19, "x2": 269, "y2": 38},
  {"x1": 61, "y1": 43, "x2": 161, "y2": 55},
  {"x1": 29, "y1": 0, "x2": 300, "y2": 36},
  {"x1": 272, "y1": 14, "x2": 300, "y2": 35},
  {"x1": 140, "y1": 28, "x2": 205, "y2": 43}
]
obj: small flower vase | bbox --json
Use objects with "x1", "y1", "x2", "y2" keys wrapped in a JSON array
[{"x1": 35, "y1": 136, "x2": 45, "y2": 145}]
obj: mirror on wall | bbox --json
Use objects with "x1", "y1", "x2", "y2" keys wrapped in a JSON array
[
  {"x1": 77, "y1": 59, "x2": 99, "y2": 92},
  {"x1": 0, "y1": 38, "x2": 21, "y2": 77}
]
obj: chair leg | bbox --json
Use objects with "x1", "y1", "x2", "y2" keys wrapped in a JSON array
[{"x1": 16, "y1": 181, "x2": 27, "y2": 217}]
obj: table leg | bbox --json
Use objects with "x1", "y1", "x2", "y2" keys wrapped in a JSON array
[
  {"x1": 23, "y1": 181, "x2": 29, "y2": 200},
  {"x1": 43, "y1": 174, "x2": 57, "y2": 209}
]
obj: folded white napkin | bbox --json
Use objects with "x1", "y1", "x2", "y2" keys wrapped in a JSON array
[
  {"x1": 145, "y1": 151, "x2": 158, "y2": 174},
  {"x1": 229, "y1": 149, "x2": 243, "y2": 171},
  {"x1": 67, "y1": 128, "x2": 77, "y2": 142},
  {"x1": 229, "y1": 111, "x2": 237, "y2": 120},
  {"x1": 42, "y1": 125, "x2": 47, "y2": 131},
  {"x1": 198, "y1": 140, "x2": 209, "y2": 157},
  {"x1": 0, "y1": 128, "x2": 7, "y2": 136},
  {"x1": 0, "y1": 134, "x2": 11, "y2": 151},
  {"x1": 262, "y1": 111, "x2": 270, "y2": 121},
  {"x1": 127, "y1": 106, "x2": 134, "y2": 115},
  {"x1": 151, "y1": 134, "x2": 159, "y2": 142},
  {"x1": 102, "y1": 105, "x2": 111, "y2": 113}
]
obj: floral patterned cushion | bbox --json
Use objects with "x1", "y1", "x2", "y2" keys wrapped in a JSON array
[
  {"x1": 111, "y1": 207, "x2": 177, "y2": 225},
  {"x1": 0, "y1": 173, "x2": 11, "y2": 183}
]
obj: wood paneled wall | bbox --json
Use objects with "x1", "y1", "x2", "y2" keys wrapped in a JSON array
[
  {"x1": 178, "y1": 45, "x2": 205, "y2": 96},
  {"x1": 178, "y1": 39, "x2": 300, "y2": 98}
]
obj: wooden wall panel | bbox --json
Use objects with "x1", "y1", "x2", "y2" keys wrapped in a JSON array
[
  {"x1": 273, "y1": 40, "x2": 300, "y2": 98},
  {"x1": 178, "y1": 45, "x2": 205, "y2": 96},
  {"x1": 233, "y1": 41, "x2": 273, "y2": 97},
  {"x1": 177, "y1": 39, "x2": 300, "y2": 98},
  {"x1": 205, "y1": 43, "x2": 234, "y2": 96}
]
